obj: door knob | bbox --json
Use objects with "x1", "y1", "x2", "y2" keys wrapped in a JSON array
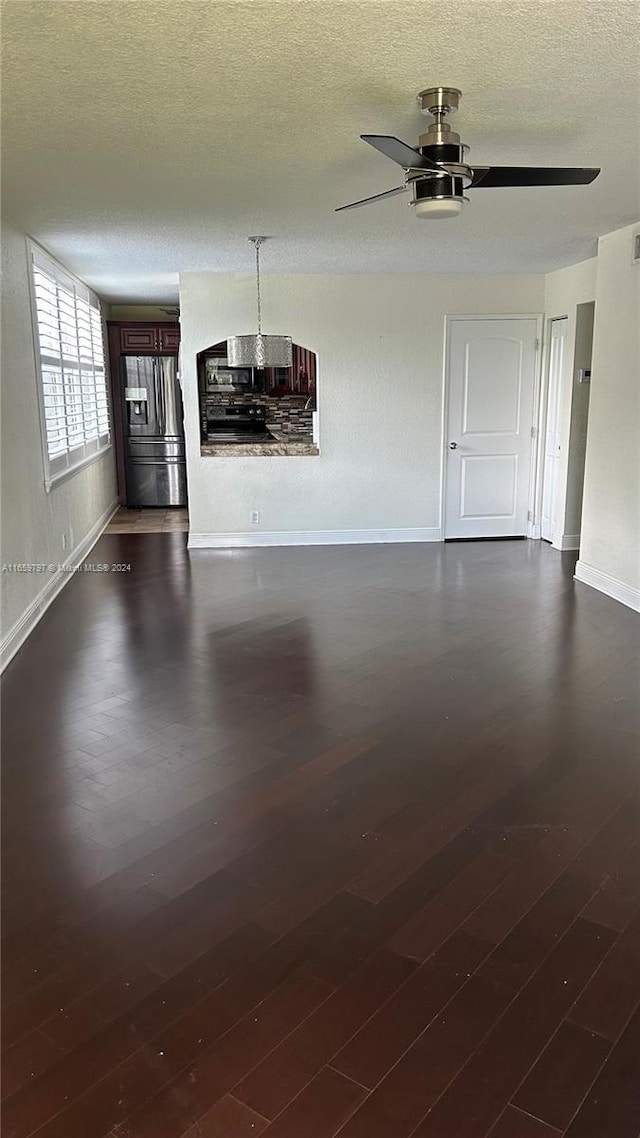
[{"x1": 449, "y1": 441, "x2": 459, "y2": 450}]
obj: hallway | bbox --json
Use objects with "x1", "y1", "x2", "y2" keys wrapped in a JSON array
[{"x1": 2, "y1": 537, "x2": 639, "y2": 1137}]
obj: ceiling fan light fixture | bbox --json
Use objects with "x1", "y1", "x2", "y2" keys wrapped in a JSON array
[
  {"x1": 227, "y1": 237, "x2": 293, "y2": 368},
  {"x1": 413, "y1": 198, "x2": 464, "y2": 219}
]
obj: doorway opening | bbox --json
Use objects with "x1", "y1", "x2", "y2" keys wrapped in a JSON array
[{"x1": 540, "y1": 303, "x2": 594, "y2": 550}]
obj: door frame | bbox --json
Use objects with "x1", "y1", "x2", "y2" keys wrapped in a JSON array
[
  {"x1": 440, "y1": 313, "x2": 544, "y2": 540},
  {"x1": 538, "y1": 315, "x2": 569, "y2": 545}
]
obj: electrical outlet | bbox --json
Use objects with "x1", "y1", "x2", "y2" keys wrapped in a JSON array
[{"x1": 251, "y1": 510, "x2": 260, "y2": 525}]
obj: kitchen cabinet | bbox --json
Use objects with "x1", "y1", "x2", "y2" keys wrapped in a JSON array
[
  {"x1": 261, "y1": 348, "x2": 316, "y2": 394},
  {"x1": 118, "y1": 323, "x2": 181, "y2": 353},
  {"x1": 120, "y1": 326, "x2": 156, "y2": 352},
  {"x1": 158, "y1": 326, "x2": 180, "y2": 352},
  {"x1": 208, "y1": 342, "x2": 228, "y2": 358}
]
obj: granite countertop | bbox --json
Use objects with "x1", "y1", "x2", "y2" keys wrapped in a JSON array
[{"x1": 201, "y1": 431, "x2": 319, "y2": 457}]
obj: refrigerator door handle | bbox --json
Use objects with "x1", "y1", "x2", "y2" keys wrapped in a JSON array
[
  {"x1": 162, "y1": 358, "x2": 181, "y2": 437},
  {"x1": 154, "y1": 357, "x2": 166, "y2": 435}
]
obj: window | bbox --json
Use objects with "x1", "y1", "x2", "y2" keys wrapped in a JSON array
[{"x1": 29, "y1": 242, "x2": 110, "y2": 488}]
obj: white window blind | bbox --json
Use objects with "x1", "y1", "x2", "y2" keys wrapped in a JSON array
[{"x1": 30, "y1": 244, "x2": 110, "y2": 487}]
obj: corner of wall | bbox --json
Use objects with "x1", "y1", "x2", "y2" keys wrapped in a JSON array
[
  {"x1": 575, "y1": 559, "x2": 640, "y2": 613},
  {"x1": 578, "y1": 223, "x2": 640, "y2": 605}
]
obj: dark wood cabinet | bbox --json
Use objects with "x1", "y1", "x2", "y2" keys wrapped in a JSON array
[
  {"x1": 158, "y1": 326, "x2": 180, "y2": 352},
  {"x1": 120, "y1": 326, "x2": 157, "y2": 352},
  {"x1": 118, "y1": 323, "x2": 181, "y2": 354}
]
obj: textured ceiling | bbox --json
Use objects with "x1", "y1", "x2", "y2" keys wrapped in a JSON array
[{"x1": 2, "y1": 0, "x2": 639, "y2": 301}]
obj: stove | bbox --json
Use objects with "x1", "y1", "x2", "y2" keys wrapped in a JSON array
[{"x1": 207, "y1": 404, "x2": 272, "y2": 443}]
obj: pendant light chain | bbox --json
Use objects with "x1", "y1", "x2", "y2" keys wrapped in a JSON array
[
  {"x1": 226, "y1": 237, "x2": 293, "y2": 368},
  {"x1": 251, "y1": 236, "x2": 264, "y2": 335}
]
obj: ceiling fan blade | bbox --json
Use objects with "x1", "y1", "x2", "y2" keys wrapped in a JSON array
[
  {"x1": 470, "y1": 166, "x2": 601, "y2": 188},
  {"x1": 335, "y1": 184, "x2": 408, "y2": 212},
  {"x1": 361, "y1": 135, "x2": 443, "y2": 173}
]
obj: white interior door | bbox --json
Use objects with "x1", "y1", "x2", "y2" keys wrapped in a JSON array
[
  {"x1": 541, "y1": 318, "x2": 568, "y2": 542},
  {"x1": 444, "y1": 317, "x2": 538, "y2": 539}
]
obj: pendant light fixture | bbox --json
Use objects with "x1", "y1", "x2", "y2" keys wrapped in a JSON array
[{"x1": 227, "y1": 237, "x2": 293, "y2": 368}]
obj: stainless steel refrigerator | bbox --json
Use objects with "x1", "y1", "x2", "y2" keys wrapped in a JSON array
[{"x1": 122, "y1": 356, "x2": 187, "y2": 507}]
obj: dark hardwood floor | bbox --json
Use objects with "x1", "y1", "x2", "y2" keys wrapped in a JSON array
[{"x1": 2, "y1": 535, "x2": 639, "y2": 1138}]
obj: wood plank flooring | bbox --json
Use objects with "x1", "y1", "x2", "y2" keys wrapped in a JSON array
[{"x1": 2, "y1": 535, "x2": 639, "y2": 1138}]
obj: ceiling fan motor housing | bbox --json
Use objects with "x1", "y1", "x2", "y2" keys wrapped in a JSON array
[{"x1": 413, "y1": 87, "x2": 469, "y2": 214}]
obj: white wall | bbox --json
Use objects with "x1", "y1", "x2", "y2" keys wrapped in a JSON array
[
  {"x1": 1, "y1": 219, "x2": 118, "y2": 668},
  {"x1": 542, "y1": 258, "x2": 597, "y2": 547},
  {"x1": 180, "y1": 272, "x2": 544, "y2": 543},
  {"x1": 576, "y1": 223, "x2": 640, "y2": 610},
  {"x1": 564, "y1": 301, "x2": 594, "y2": 539}
]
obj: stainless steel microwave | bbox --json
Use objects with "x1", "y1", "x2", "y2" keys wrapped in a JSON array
[{"x1": 204, "y1": 358, "x2": 262, "y2": 394}]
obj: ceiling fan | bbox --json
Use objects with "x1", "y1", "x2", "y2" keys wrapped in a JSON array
[{"x1": 336, "y1": 86, "x2": 600, "y2": 218}]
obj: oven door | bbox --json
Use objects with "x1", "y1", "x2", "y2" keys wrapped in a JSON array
[{"x1": 208, "y1": 430, "x2": 271, "y2": 443}]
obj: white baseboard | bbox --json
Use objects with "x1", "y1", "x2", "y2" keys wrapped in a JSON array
[
  {"x1": 575, "y1": 559, "x2": 640, "y2": 613},
  {"x1": 552, "y1": 532, "x2": 581, "y2": 551},
  {"x1": 1, "y1": 498, "x2": 119, "y2": 672},
  {"x1": 188, "y1": 526, "x2": 443, "y2": 549}
]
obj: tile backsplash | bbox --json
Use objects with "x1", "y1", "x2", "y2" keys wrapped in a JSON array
[{"x1": 203, "y1": 394, "x2": 314, "y2": 437}]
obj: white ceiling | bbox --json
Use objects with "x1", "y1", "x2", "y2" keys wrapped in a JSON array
[{"x1": 2, "y1": 0, "x2": 639, "y2": 302}]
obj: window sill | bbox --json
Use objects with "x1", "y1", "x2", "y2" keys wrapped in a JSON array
[{"x1": 45, "y1": 443, "x2": 113, "y2": 492}]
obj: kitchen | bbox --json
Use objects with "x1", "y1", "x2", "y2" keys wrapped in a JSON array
[
  {"x1": 107, "y1": 321, "x2": 320, "y2": 511},
  {"x1": 198, "y1": 340, "x2": 319, "y2": 457}
]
